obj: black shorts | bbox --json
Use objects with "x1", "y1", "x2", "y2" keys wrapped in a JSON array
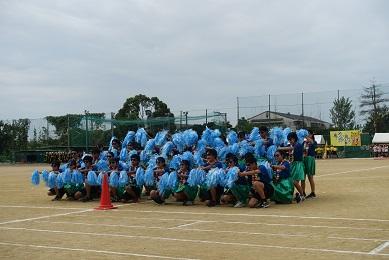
[{"x1": 250, "y1": 183, "x2": 274, "y2": 200}]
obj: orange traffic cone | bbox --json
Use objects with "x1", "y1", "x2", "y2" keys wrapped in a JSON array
[{"x1": 95, "y1": 173, "x2": 117, "y2": 210}]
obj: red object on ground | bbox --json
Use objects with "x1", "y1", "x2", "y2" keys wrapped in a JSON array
[{"x1": 95, "y1": 173, "x2": 117, "y2": 210}]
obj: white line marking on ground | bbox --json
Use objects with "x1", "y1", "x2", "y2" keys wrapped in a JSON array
[
  {"x1": 0, "y1": 227, "x2": 387, "y2": 257},
  {"x1": 173, "y1": 222, "x2": 201, "y2": 229},
  {"x1": 0, "y1": 242, "x2": 198, "y2": 260},
  {"x1": 369, "y1": 241, "x2": 389, "y2": 255},
  {"x1": 0, "y1": 209, "x2": 93, "y2": 225},
  {"x1": 0, "y1": 205, "x2": 91, "y2": 210},
  {"x1": 107, "y1": 209, "x2": 389, "y2": 222},
  {"x1": 33, "y1": 220, "x2": 389, "y2": 242},
  {"x1": 317, "y1": 165, "x2": 389, "y2": 178},
  {"x1": 72, "y1": 215, "x2": 389, "y2": 232}
]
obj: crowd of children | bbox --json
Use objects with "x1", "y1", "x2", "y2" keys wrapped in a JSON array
[{"x1": 31, "y1": 126, "x2": 317, "y2": 208}]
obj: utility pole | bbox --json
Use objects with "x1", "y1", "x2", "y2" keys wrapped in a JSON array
[
  {"x1": 85, "y1": 110, "x2": 89, "y2": 153},
  {"x1": 183, "y1": 111, "x2": 188, "y2": 128},
  {"x1": 236, "y1": 97, "x2": 240, "y2": 124},
  {"x1": 205, "y1": 109, "x2": 208, "y2": 126},
  {"x1": 111, "y1": 112, "x2": 115, "y2": 137},
  {"x1": 301, "y1": 92, "x2": 304, "y2": 128},
  {"x1": 67, "y1": 114, "x2": 70, "y2": 152}
]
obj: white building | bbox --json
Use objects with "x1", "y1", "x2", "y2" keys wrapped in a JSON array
[{"x1": 247, "y1": 111, "x2": 331, "y2": 130}]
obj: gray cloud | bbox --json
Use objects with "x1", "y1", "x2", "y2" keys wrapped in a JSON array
[{"x1": 0, "y1": 0, "x2": 388, "y2": 124}]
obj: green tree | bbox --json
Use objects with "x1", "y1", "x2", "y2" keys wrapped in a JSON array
[
  {"x1": 115, "y1": 94, "x2": 175, "y2": 138},
  {"x1": 329, "y1": 97, "x2": 355, "y2": 130},
  {"x1": 360, "y1": 84, "x2": 389, "y2": 133},
  {"x1": 235, "y1": 117, "x2": 253, "y2": 132},
  {"x1": 0, "y1": 119, "x2": 30, "y2": 157},
  {"x1": 363, "y1": 106, "x2": 389, "y2": 134}
]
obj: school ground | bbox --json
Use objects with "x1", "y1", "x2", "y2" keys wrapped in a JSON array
[{"x1": 0, "y1": 158, "x2": 389, "y2": 260}]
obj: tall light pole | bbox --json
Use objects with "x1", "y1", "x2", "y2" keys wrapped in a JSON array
[{"x1": 183, "y1": 111, "x2": 188, "y2": 128}]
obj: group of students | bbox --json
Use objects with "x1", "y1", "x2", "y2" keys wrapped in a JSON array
[{"x1": 32, "y1": 126, "x2": 317, "y2": 208}]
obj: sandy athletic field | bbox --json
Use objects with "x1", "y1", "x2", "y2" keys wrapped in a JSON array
[{"x1": 0, "y1": 158, "x2": 389, "y2": 259}]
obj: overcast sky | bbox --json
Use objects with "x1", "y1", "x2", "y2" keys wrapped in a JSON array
[{"x1": 1, "y1": 0, "x2": 388, "y2": 125}]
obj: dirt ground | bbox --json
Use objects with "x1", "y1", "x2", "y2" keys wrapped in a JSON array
[{"x1": 0, "y1": 158, "x2": 389, "y2": 259}]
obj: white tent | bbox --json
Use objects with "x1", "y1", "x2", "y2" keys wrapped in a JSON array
[
  {"x1": 372, "y1": 133, "x2": 389, "y2": 144},
  {"x1": 314, "y1": 135, "x2": 326, "y2": 145}
]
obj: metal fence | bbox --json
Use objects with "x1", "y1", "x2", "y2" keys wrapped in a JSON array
[{"x1": 237, "y1": 85, "x2": 389, "y2": 127}]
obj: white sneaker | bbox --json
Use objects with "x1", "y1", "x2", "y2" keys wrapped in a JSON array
[{"x1": 234, "y1": 201, "x2": 244, "y2": 208}]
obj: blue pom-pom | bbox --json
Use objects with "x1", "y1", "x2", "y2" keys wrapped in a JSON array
[
  {"x1": 187, "y1": 168, "x2": 206, "y2": 186},
  {"x1": 194, "y1": 152, "x2": 205, "y2": 167},
  {"x1": 167, "y1": 171, "x2": 178, "y2": 190},
  {"x1": 182, "y1": 151, "x2": 194, "y2": 166},
  {"x1": 211, "y1": 129, "x2": 221, "y2": 138},
  {"x1": 144, "y1": 139, "x2": 156, "y2": 153},
  {"x1": 96, "y1": 159, "x2": 109, "y2": 171},
  {"x1": 119, "y1": 148, "x2": 128, "y2": 161},
  {"x1": 144, "y1": 167, "x2": 155, "y2": 186},
  {"x1": 140, "y1": 150, "x2": 151, "y2": 163},
  {"x1": 87, "y1": 171, "x2": 98, "y2": 185},
  {"x1": 97, "y1": 172, "x2": 104, "y2": 186},
  {"x1": 249, "y1": 127, "x2": 259, "y2": 142},
  {"x1": 62, "y1": 168, "x2": 72, "y2": 184},
  {"x1": 227, "y1": 131, "x2": 238, "y2": 145},
  {"x1": 161, "y1": 141, "x2": 174, "y2": 158},
  {"x1": 283, "y1": 128, "x2": 292, "y2": 146},
  {"x1": 135, "y1": 167, "x2": 145, "y2": 187},
  {"x1": 41, "y1": 169, "x2": 49, "y2": 183},
  {"x1": 135, "y1": 128, "x2": 148, "y2": 147},
  {"x1": 155, "y1": 130, "x2": 168, "y2": 146},
  {"x1": 239, "y1": 140, "x2": 254, "y2": 157},
  {"x1": 205, "y1": 168, "x2": 218, "y2": 188},
  {"x1": 297, "y1": 129, "x2": 309, "y2": 144},
  {"x1": 270, "y1": 127, "x2": 284, "y2": 146},
  {"x1": 218, "y1": 146, "x2": 230, "y2": 161},
  {"x1": 59, "y1": 164, "x2": 68, "y2": 172},
  {"x1": 108, "y1": 136, "x2": 116, "y2": 151},
  {"x1": 183, "y1": 129, "x2": 198, "y2": 147},
  {"x1": 123, "y1": 131, "x2": 135, "y2": 148},
  {"x1": 56, "y1": 173, "x2": 64, "y2": 188},
  {"x1": 260, "y1": 161, "x2": 274, "y2": 180},
  {"x1": 47, "y1": 172, "x2": 57, "y2": 189},
  {"x1": 158, "y1": 172, "x2": 170, "y2": 197},
  {"x1": 216, "y1": 168, "x2": 226, "y2": 187},
  {"x1": 196, "y1": 140, "x2": 207, "y2": 155},
  {"x1": 109, "y1": 171, "x2": 119, "y2": 188},
  {"x1": 119, "y1": 171, "x2": 128, "y2": 186},
  {"x1": 201, "y1": 127, "x2": 213, "y2": 146},
  {"x1": 169, "y1": 155, "x2": 181, "y2": 171},
  {"x1": 230, "y1": 143, "x2": 239, "y2": 155},
  {"x1": 213, "y1": 137, "x2": 225, "y2": 150},
  {"x1": 119, "y1": 161, "x2": 129, "y2": 171},
  {"x1": 225, "y1": 166, "x2": 239, "y2": 188},
  {"x1": 172, "y1": 132, "x2": 185, "y2": 153},
  {"x1": 266, "y1": 145, "x2": 277, "y2": 163},
  {"x1": 71, "y1": 170, "x2": 84, "y2": 185},
  {"x1": 31, "y1": 169, "x2": 40, "y2": 186},
  {"x1": 254, "y1": 139, "x2": 265, "y2": 157}
]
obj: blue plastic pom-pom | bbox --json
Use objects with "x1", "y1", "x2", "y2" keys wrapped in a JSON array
[
  {"x1": 225, "y1": 166, "x2": 239, "y2": 188},
  {"x1": 158, "y1": 172, "x2": 170, "y2": 197},
  {"x1": 71, "y1": 170, "x2": 84, "y2": 185},
  {"x1": 249, "y1": 127, "x2": 260, "y2": 142},
  {"x1": 227, "y1": 131, "x2": 238, "y2": 145},
  {"x1": 230, "y1": 143, "x2": 239, "y2": 155},
  {"x1": 167, "y1": 171, "x2": 178, "y2": 190},
  {"x1": 109, "y1": 171, "x2": 119, "y2": 188},
  {"x1": 183, "y1": 129, "x2": 198, "y2": 147},
  {"x1": 56, "y1": 173, "x2": 64, "y2": 188},
  {"x1": 145, "y1": 139, "x2": 156, "y2": 153},
  {"x1": 161, "y1": 141, "x2": 174, "y2": 158},
  {"x1": 41, "y1": 169, "x2": 49, "y2": 183},
  {"x1": 297, "y1": 129, "x2": 309, "y2": 144},
  {"x1": 96, "y1": 159, "x2": 109, "y2": 171},
  {"x1": 135, "y1": 167, "x2": 145, "y2": 187},
  {"x1": 87, "y1": 171, "x2": 98, "y2": 185},
  {"x1": 172, "y1": 132, "x2": 185, "y2": 153},
  {"x1": 123, "y1": 131, "x2": 135, "y2": 148},
  {"x1": 62, "y1": 168, "x2": 72, "y2": 184},
  {"x1": 119, "y1": 171, "x2": 128, "y2": 186},
  {"x1": 194, "y1": 152, "x2": 205, "y2": 167},
  {"x1": 97, "y1": 172, "x2": 104, "y2": 186},
  {"x1": 31, "y1": 169, "x2": 40, "y2": 186},
  {"x1": 266, "y1": 145, "x2": 277, "y2": 163},
  {"x1": 47, "y1": 172, "x2": 57, "y2": 189},
  {"x1": 144, "y1": 167, "x2": 155, "y2": 186},
  {"x1": 169, "y1": 155, "x2": 181, "y2": 171},
  {"x1": 120, "y1": 148, "x2": 128, "y2": 162},
  {"x1": 155, "y1": 130, "x2": 168, "y2": 147}
]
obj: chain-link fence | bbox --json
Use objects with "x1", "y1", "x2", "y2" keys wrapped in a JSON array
[
  {"x1": 237, "y1": 85, "x2": 389, "y2": 127},
  {"x1": 1, "y1": 111, "x2": 229, "y2": 162}
]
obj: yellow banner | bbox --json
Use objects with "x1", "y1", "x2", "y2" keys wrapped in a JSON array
[{"x1": 330, "y1": 130, "x2": 361, "y2": 146}]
